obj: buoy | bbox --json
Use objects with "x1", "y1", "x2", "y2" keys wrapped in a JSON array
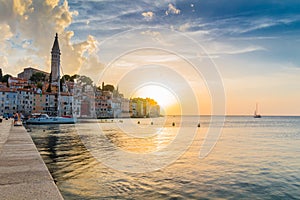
[
  {"x1": 172, "y1": 122, "x2": 175, "y2": 126},
  {"x1": 197, "y1": 123, "x2": 201, "y2": 127},
  {"x1": 137, "y1": 121, "x2": 140, "y2": 124}
]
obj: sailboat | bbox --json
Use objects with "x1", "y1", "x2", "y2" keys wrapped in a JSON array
[
  {"x1": 254, "y1": 103, "x2": 261, "y2": 118},
  {"x1": 26, "y1": 34, "x2": 76, "y2": 125}
]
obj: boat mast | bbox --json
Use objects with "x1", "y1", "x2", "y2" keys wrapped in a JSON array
[
  {"x1": 57, "y1": 63, "x2": 61, "y2": 117},
  {"x1": 255, "y1": 103, "x2": 258, "y2": 115}
]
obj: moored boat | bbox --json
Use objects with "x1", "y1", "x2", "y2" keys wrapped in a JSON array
[
  {"x1": 254, "y1": 103, "x2": 261, "y2": 118},
  {"x1": 26, "y1": 113, "x2": 76, "y2": 124}
]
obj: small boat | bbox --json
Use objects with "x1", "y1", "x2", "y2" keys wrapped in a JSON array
[
  {"x1": 254, "y1": 103, "x2": 261, "y2": 118},
  {"x1": 26, "y1": 113, "x2": 76, "y2": 124}
]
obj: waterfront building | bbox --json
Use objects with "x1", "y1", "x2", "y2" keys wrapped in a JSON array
[
  {"x1": 16, "y1": 89, "x2": 34, "y2": 115},
  {"x1": 44, "y1": 93, "x2": 57, "y2": 116},
  {"x1": 95, "y1": 90, "x2": 113, "y2": 118},
  {"x1": 60, "y1": 93, "x2": 74, "y2": 116},
  {"x1": 72, "y1": 83, "x2": 82, "y2": 118},
  {"x1": 136, "y1": 99, "x2": 144, "y2": 117},
  {"x1": 32, "y1": 92, "x2": 46, "y2": 114},
  {"x1": 120, "y1": 98, "x2": 130, "y2": 118},
  {"x1": 8, "y1": 77, "x2": 29, "y2": 89},
  {"x1": 129, "y1": 98, "x2": 160, "y2": 118},
  {"x1": 149, "y1": 104, "x2": 160, "y2": 117},
  {"x1": 0, "y1": 82, "x2": 7, "y2": 88},
  {"x1": 0, "y1": 88, "x2": 18, "y2": 117},
  {"x1": 112, "y1": 98, "x2": 122, "y2": 118},
  {"x1": 129, "y1": 101, "x2": 137, "y2": 117}
]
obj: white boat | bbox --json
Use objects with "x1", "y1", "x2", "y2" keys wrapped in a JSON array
[{"x1": 26, "y1": 113, "x2": 76, "y2": 124}]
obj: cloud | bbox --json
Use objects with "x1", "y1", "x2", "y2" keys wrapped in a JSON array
[
  {"x1": 140, "y1": 30, "x2": 172, "y2": 46},
  {"x1": 141, "y1": 11, "x2": 154, "y2": 21},
  {"x1": 207, "y1": 43, "x2": 266, "y2": 56},
  {"x1": 227, "y1": 46, "x2": 266, "y2": 55},
  {"x1": 0, "y1": 0, "x2": 103, "y2": 78},
  {"x1": 179, "y1": 23, "x2": 190, "y2": 32},
  {"x1": 0, "y1": 23, "x2": 13, "y2": 49},
  {"x1": 165, "y1": 3, "x2": 180, "y2": 15},
  {"x1": 0, "y1": 56, "x2": 9, "y2": 69},
  {"x1": 141, "y1": 30, "x2": 161, "y2": 38}
]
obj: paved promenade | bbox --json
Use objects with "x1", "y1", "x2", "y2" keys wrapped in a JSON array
[{"x1": 0, "y1": 119, "x2": 63, "y2": 200}]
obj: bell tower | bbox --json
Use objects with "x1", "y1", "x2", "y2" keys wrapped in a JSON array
[{"x1": 51, "y1": 33, "x2": 61, "y2": 85}]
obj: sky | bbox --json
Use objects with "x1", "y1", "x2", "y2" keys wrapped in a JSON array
[{"x1": 1, "y1": 0, "x2": 300, "y2": 115}]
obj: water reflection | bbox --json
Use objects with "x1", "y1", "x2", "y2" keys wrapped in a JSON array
[{"x1": 28, "y1": 116, "x2": 300, "y2": 199}]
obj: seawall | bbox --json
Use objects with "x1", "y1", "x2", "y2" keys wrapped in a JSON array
[{"x1": 0, "y1": 119, "x2": 63, "y2": 200}]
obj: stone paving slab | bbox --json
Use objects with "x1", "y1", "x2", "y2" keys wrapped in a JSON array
[
  {"x1": 0, "y1": 120, "x2": 63, "y2": 200},
  {"x1": 0, "y1": 181, "x2": 63, "y2": 200},
  {"x1": 0, "y1": 119, "x2": 13, "y2": 153}
]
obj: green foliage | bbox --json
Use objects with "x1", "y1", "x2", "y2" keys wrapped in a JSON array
[
  {"x1": 71, "y1": 74, "x2": 80, "y2": 81},
  {"x1": 61, "y1": 74, "x2": 80, "y2": 83},
  {"x1": 78, "y1": 75, "x2": 93, "y2": 85},
  {"x1": 1, "y1": 74, "x2": 12, "y2": 83},
  {"x1": 131, "y1": 97, "x2": 158, "y2": 105},
  {"x1": 61, "y1": 74, "x2": 71, "y2": 83},
  {"x1": 37, "y1": 82, "x2": 43, "y2": 90},
  {"x1": 30, "y1": 72, "x2": 46, "y2": 83},
  {"x1": 103, "y1": 84, "x2": 114, "y2": 92}
]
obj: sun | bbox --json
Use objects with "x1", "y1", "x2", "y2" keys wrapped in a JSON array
[{"x1": 131, "y1": 84, "x2": 181, "y2": 115}]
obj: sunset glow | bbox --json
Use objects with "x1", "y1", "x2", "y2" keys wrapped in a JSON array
[
  {"x1": 1, "y1": 0, "x2": 300, "y2": 115},
  {"x1": 132, "y1": 84, "x2": 181, "y2": 115}
]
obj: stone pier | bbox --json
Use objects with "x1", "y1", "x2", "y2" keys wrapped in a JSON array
[{"x1": 0, "y1": 119, "x2": 63, "y2": 200}]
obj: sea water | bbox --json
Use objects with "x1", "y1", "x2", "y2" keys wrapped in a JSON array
[{"x1": 28, "y1": 116, "x2": 300, "y2": 199}]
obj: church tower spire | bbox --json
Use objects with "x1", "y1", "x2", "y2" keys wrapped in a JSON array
[{"x1": 51, "y1": 33, "x2": 61, "y2": 85}]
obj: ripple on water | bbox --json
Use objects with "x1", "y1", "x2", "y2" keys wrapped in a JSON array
[{"x1": 28, "y1": 116, "x2": 300, "y2": 199}]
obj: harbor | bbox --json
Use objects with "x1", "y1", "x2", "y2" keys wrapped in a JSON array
[{"x1": 0, "y1": 119, "x2": 63, "y2": 200}]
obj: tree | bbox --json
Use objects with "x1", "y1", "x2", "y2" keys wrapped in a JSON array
[
  {"x1": 61, "y1": 74, "x2": 80, "y2": 83},
  {"x1": 70, "y1": 74, "x2": 80, "y2": 82},
  {"x1": 78, "y1": 75, "x2": 93, "y2": 85},
  {"x1": 37, "y1": 82, "x2": 43, "y2": 90},
  {"x1": 61, "y1": 74, "x2": 71, "y2": 83},
  {"x1": 1, "y1": 74, "x2": 12, "y2": 83},
  {"x1": 0, "y1": 68, "x2": 2, "y2": 80},
  {"x1": 103, "y1": 84, "x2": 115, "y2": 92},
  {"x1": 29, "y1": 72, "x2": 46, "y2": 83}
]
